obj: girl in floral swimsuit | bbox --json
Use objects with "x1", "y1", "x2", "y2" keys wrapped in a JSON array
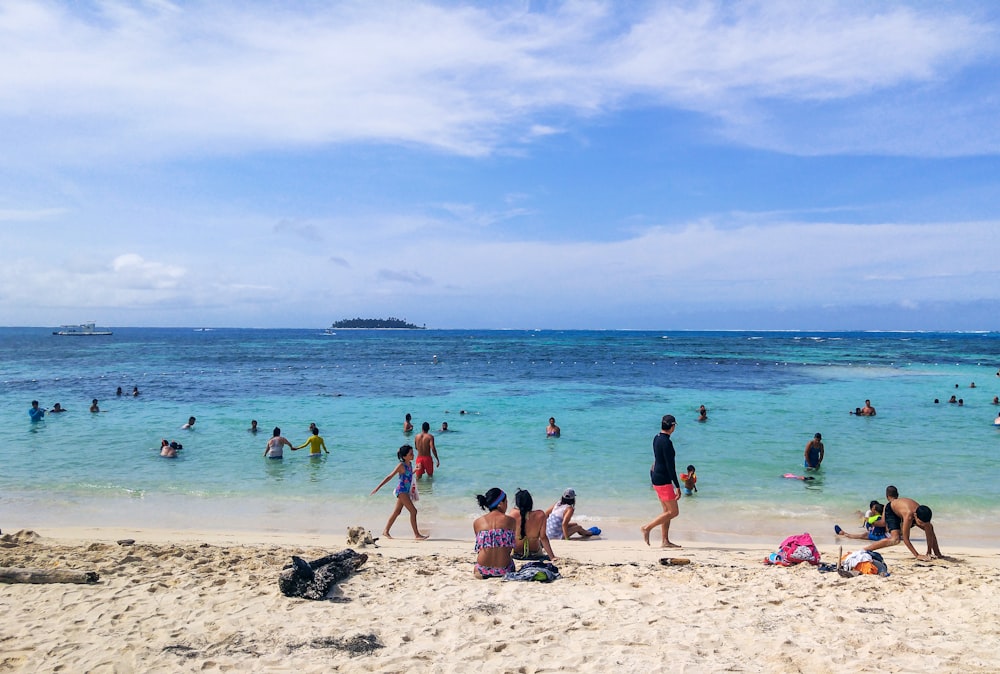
[
  {"x1": 473, "y1": 487, "x2": 517, "y2": 578},
  {"x1": 371, "y1": 445, "x2": 428, "y2": 540}
]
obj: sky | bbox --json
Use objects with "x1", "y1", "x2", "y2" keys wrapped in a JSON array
[{"x1": 1, "y1": 0, "x2": 999, "y2": 330}]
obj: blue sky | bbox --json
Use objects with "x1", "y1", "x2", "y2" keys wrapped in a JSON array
[{"x1": 1, "y1": 0, "x2": 999, "y2": 330}]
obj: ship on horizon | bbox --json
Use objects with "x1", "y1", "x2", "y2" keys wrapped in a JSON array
[{"x1": 52, "y1": 322, "x2": 113, "y2": 336}]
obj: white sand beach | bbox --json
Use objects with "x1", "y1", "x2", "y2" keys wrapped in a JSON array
[{"x1": 2, "y1": 527, "x2": 999, "y2": 673}]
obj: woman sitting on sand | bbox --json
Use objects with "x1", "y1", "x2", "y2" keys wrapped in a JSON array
[
  {"x1": 509, "y1": 489, "x2": 557, "y2": 561},
  {"x1": 545, "y1": 488, "x2": 598, "y2": 540},
  {"x1": 473, "y1": 487, "x2": 516, "y2": 579}
]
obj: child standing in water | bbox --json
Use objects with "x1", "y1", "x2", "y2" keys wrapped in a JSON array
[
  {"x1": 371, "y1": 444, "x2": 428, "y2": 540},
  {"x1": 681, "y1": 465, "x2": 698, "y2": 496}
]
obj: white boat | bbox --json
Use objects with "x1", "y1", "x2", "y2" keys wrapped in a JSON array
[{"x1": 52, "y1": 322, "x2": 113, "y2": 336}]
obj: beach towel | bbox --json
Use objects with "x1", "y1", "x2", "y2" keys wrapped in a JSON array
[{"x1": 503, "y1": 560, "x2": 560, "y2": 582}]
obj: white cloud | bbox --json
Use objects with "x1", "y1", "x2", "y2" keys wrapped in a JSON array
[
  {"x1": 110, "y1": 253, "x2": 185, "y2": 289},
  {"x1": 376, "y1": 269, "x2": 433, "y2": 286},
  {"x1": 1, "y1": 214, "x2": 997, "y2": 326},
  {"x1": 274, "y1": 219, "x2": 323, "y2": 242},
  {"x1": 332, "y1": 217, "x2": 1000, "y2": 311},
  {"x1": 0, "y1": 0, "x2": 994, "y2": 164},
  {"x1": 0, "y1": 207, "x2": 66, "y2": 221}
]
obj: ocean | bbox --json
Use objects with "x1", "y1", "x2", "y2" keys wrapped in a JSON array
[{"x1": 3, "y1": 328, "x2": 999, "y2": 546}]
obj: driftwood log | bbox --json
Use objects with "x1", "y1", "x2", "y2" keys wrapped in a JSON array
[
  {"x1": 278, "y1": 550, "x2": 367, "y2": 600},
  {"x1": 0, "y1": 567, "x2": 100, "y2": 584}
]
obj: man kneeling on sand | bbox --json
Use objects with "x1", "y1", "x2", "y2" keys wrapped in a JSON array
[{"x1": 864, "y1": 485, "x2": 941, "y2": 561}]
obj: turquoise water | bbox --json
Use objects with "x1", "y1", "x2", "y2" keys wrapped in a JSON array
[{"x1": 3, "y1": 329, "x2": 999, "y2": 544}]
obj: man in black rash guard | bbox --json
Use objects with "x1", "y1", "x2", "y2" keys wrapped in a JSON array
[{"x1": 641, "y1": 414, "x2": 683, "y2": 548}]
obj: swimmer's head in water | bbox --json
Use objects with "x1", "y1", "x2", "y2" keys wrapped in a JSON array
[{"x1": 915, "y1": 505, "x2": 932, "y2": 523}]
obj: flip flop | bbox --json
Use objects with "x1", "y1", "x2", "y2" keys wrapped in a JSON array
[
  {"x1": 834, "y1": 525, "x2": 844, "y2": 535},
  {"x1": 659, "y1": 557, "x2": 691, "y2": 566}
]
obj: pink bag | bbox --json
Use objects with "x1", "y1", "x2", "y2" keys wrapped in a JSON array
[{"x1": 777, "y1": 533, "x2": 821, "y2": 565}]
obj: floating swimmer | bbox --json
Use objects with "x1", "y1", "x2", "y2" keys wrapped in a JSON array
[{"x1": 783, "y1": 473, "x2": 816, "y2": 481}]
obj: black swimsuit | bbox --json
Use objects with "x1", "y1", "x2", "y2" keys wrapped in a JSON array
[{"x1": 884, "y1": 502, "x2": 902, "y2": 532}]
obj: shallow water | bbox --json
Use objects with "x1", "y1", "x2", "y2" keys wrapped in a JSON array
[{"x1": 3, "y1": 328, "x2": 999, "y2": 544}]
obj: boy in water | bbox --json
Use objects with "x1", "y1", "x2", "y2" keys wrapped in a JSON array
[
  {"x1": 680, "y1": 465, "x2": 698, "y2": 496},
  {"x1": 28, "y1": 400, "x2": 46, "y2": 421}
]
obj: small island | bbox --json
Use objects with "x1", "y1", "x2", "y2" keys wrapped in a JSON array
[{"x1": 328, "y1": 317, "x2": 425, "y2": 329}]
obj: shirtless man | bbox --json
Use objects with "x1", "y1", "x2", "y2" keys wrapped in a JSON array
[
  {"x1": 865, "y1": 485, "x2": 941, "y2": 561},
  {"x1": 860, "y1": 399, "x2": 876, "y2": 416},
  {"x1": 413, "y1": 422, "x2": 439, "y2": 478},
  {"x1": 403, "y1": 413, "x2": 413, "y2": 433}
]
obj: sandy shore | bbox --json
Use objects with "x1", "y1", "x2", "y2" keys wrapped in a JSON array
[{"x1": 2, "y1": 527, "x2": 999, "y2": 673}]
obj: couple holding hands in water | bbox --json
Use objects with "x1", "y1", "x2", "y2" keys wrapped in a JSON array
[{"x1": 473, "y1": 487, "x2": 601, "y2": 579}]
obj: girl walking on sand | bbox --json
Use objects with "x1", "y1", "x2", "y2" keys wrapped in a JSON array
[{"x1": 371, "y1": 444, "x2": 428, "y2": 540}]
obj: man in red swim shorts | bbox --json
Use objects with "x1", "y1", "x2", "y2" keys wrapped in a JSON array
[{"x1": 414, "y1": 422, "x2": 439, "y2": 478}]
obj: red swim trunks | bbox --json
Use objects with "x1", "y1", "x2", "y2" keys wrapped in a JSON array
[
  {"x1": 653, "y1": 483, "x2": 680, "y2": 502},
  {"x1": 415, "y1": 454, "x2": 434, "y2": 477}
]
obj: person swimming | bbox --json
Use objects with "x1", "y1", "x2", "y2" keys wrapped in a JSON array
[
  {"x1": 546, "y1": 417, "x2": 560, "y2": 437},
  {"x1": 28, "y1": 400, "x2": 45, "y2": 421}
]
